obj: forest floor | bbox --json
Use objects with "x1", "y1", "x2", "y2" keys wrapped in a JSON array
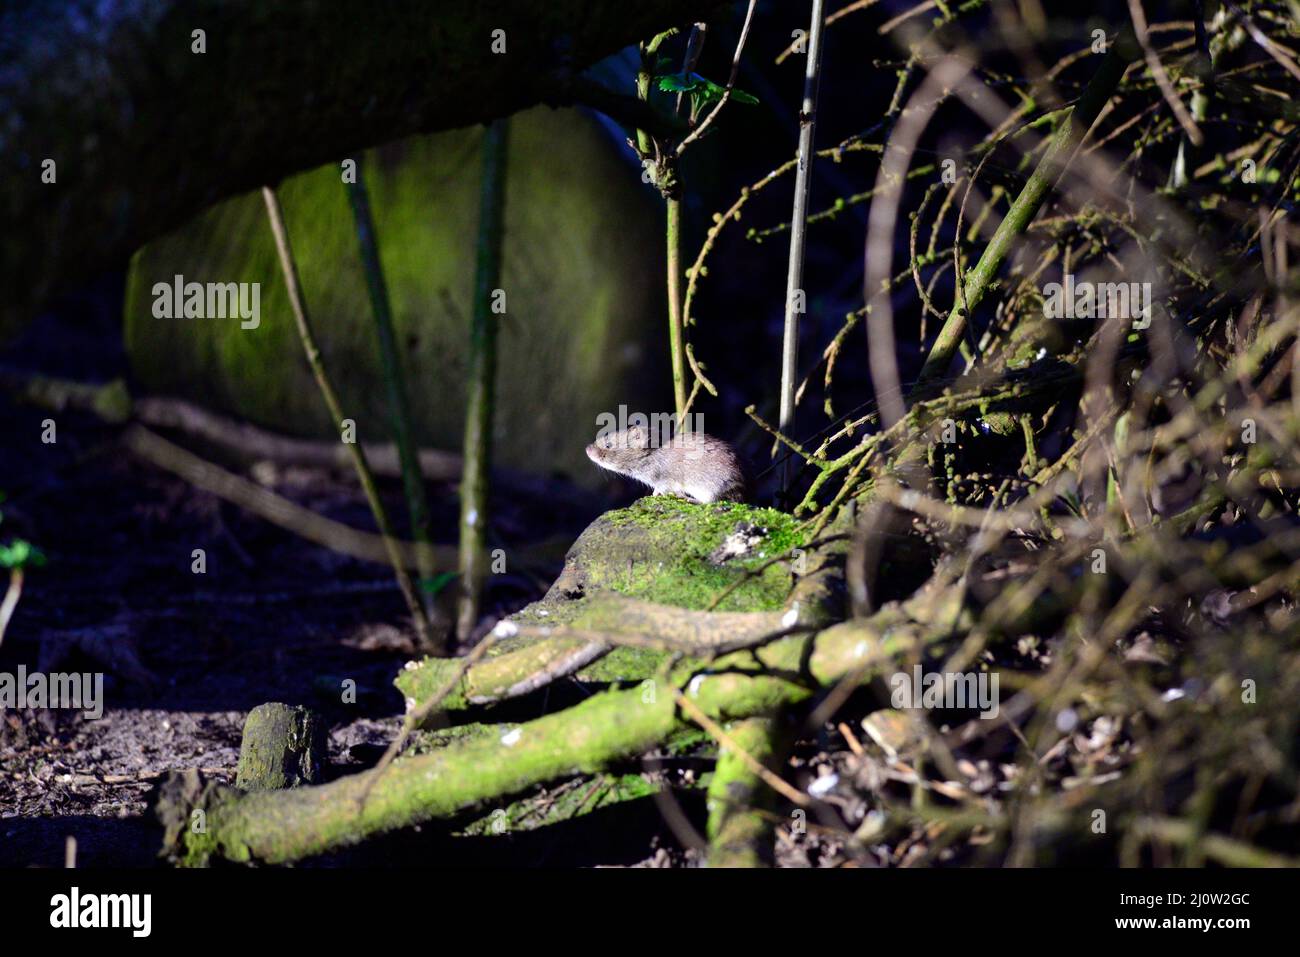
[
  {"x1": 5, "y1": 304, "x2": 1252, "y2": 870},
  {"x1": 0, "y1": 303, "x2": 708, "y2": 867}
]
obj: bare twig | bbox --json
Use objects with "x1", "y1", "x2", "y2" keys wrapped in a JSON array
[
  {"x1": 262, "y1": 186, "x2": 434, "y2": 650},
  {"x1": 778, "y1": 0, "x2": 828, "y2": 491}
]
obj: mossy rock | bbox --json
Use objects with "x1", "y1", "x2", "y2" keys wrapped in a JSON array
[
  {"x1": 395, "y1": 498, "x2": 831, "y2": 701},
  {"x1": 122, "y1": 106, "x2": 661, "y2": 484},
  {"x1": 543, "y1": 496, "x2": 803, "y2": 613}
]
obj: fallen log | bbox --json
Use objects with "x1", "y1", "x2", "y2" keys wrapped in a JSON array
[{"x1": 154, "y1": 582, "x2": 968, "y2": 865}]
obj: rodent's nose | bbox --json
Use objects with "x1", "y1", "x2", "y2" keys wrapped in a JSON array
[{"x1": 585, "y1": 443, "x2": 599, "y2": 461}]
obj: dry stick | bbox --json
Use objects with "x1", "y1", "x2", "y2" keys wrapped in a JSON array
[
  {"x1": 1226, "y1": 1, "x2": 1300, "y2": 83},
  {"x1": 0, "y1": 567, "x2": 23, "y2": 650},
  {"x1": 1126, "y1": 0, "x2": 1201, "y2": 146},
  {"x1": 637, "y1": 19, "x2": 728, "y2": 428},
  {"x1": 1168, "y1": 2, "x2": 1214, "y2": 189},
  {"x1": 912, "y1": 39, "x2": 1137, "y2": 395},
  {"x1": 680, "y1": 138, "x2": 893, "y2": 410},
  {"x1": 456, "y1": 119, "x2": 509, "y2": 641},
  {"x1": 134, "y1": 396, "x2": 460, "y2": 480},
  {"x1": 644, "y1": 750, "x2": 708, "y2": 852},
  {"x1": 122, "y1": 425, "x2": 455, "y2": 570},
  {"x1": 676, "y1": 22, "x2": 709, "y2": 117},
  {"x1": 359, "y1": 629, "x2": 504, "y2": 810},
  {"x1": 778, "y1": 0, "x2": 827, "y2": 493},
  {"x1": 878, "y1": 0, "x2": 939, "y2": 36},
  {"x1": 0, "y1": 368, "x2": 584, "y2": 561},
  {"x1": 673, "y1": 689, "x2": 810, "y2": 807},
  {"x1": 345, "y1": 156, "x2": 441, "y2": 630},
  {"x1": 774, "y1": 0, "x2": 879, "y2": 65},
  {"x1": 130, "y1": 391, "x2": 586, "y2": 507},
  {"x1": 864, "y1": 55, "x2": 974, "y2": 435},
  {"x1": 261, "y1": 186, "x2": 433, "y2": 651}
]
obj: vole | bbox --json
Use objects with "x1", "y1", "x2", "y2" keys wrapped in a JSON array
[{"x1": 586, "y1": 425, "x2": 748, "y2": 503}]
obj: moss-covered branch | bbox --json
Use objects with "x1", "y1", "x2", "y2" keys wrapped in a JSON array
[
  {"x1": 705, "y1": 716, "x2": 786, "y2": 867},
  {"x1": 157, "y1": 583, "x2": 970, "y2": 866},
  {"x1": 395, "y1": 503, "x2": 853, "y2": 716}
]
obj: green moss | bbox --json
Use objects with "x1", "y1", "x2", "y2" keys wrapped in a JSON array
[
  {"x1": 392, "y1": 499, "x2": 808, "y2": 711},
  {"x1": 179, "y1": 829, "x2": 220, "y2": 868},
  {"x1": 408, "y1": 721, "x2": 498, "y2": 754},
  {"x1": 602, "y1": 558, "x2": 788, "y2": 611},
  {"x1": 122, "y1": 106, "x2": 660, "y2": 484},
  {"x1": 608, "y1": 497, "x2": 801, "y2": 550},
  {"x1": 661, "y1": 727, "x2": 713, "y2": 756},
  {"x1": 457, "y1": 771, "x2": 665, "y2": 837},
  {"x1": 592, "y1": 497, "x2": 803, "y2": 612},
  {"x1": 980, "y1": 411, "x2": 1019, "y2": 436},
  {"x1": 90, "y1": 379, "x2": 132, "y2": 424},
  {"x1": 575, "y1": 645, "x2": 667, "y2": 682},
  {"x1": 393, "y1": 657, "x2": 471, "y2": 712}
]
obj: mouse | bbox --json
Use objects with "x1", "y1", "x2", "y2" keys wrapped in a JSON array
[{"x1": 586, "y1": 424, "x2": 748, "y2": 503}]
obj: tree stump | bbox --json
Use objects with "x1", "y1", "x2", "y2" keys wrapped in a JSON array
[{"x1": 235, "y1": 703, "x2": 328, "y2": 791}]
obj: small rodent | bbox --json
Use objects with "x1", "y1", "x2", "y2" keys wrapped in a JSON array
[{"x1": 586, "y1": 425, "x2": 748, "y2": 503}]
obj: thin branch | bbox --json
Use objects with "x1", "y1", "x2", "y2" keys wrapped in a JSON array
[
  {"x1": 0, "y1": 568, "x2": 23, "y2": 651},
  {"x1": 676, "y1": 0, "x2": 760, "y2": 155},
  {"x1": 678, "y1": 695, "x2": 810, "y2": 815},
  {"x1": 262, "y1": 185, "x2": 434, "y2": 649},
  {"x1": 345, "y1": 156, "x2": 440, "y2": 615},
  {"x1": 1127, "y1": 0, "x2": 1202, "y2": 146},
  {"x1": 778, "y1": 0, "x2": 828, "y2": 491},
  {"x1": 457, "y1": 119, "x2": 510, "y2": 640}
]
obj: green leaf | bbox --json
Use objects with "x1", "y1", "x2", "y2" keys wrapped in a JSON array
[
  {"x1": 655, "y1": 72, "x2": 699, "y2": 94},
  {"x1": 654, "y1": 72, "x2": 759, "y2": 106},
  {"x1": 0, "y1": 539, "x2": 46, "y2": 570}
]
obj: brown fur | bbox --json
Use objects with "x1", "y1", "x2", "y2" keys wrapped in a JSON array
[{"x1": 586, "y1": 426, "x2": 748, "y2": 503}]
